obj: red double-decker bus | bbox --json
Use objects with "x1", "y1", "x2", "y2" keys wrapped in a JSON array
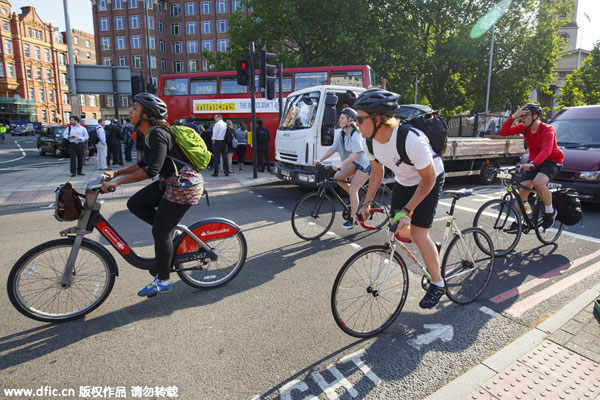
[{"x1": 158, "y1": 65, "x2": 377, "y2": 162}]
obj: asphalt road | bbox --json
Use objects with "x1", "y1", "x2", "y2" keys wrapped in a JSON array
[
  {"x1": 0, "y1": 133, "x2": 70, "y2": 173},
  {"x1": 1, "y1": 179, "x2": 599, "y2": 399}
]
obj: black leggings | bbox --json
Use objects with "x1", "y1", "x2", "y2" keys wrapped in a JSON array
[{"x1": 127, "y1": 181, "x2": 191, "y2": 280}]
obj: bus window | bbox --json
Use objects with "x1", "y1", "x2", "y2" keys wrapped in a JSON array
[
  {"x1": 163, "y1": 78, "x2": 188, "y2": 96},
  {"x1": 294, "y1": 72, "x2": 327, "y2": 91},
  {"x1": 220, "y1": 77, "x2": 248, "y2": 94},
  {"x1": 330, "y1": 71, "x2": 363, "y2": 88},
  {"x1": 276, "y1": 74, "x2": 293, "y2": 93},
  {"x1": 369, "y1": 69, "x2": 377, "y2": 87},
  {"x1": 190, "y1": 77, "x2": 217, "y2": 95}
]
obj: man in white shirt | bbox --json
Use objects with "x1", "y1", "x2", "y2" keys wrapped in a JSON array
[
  {"x1": 95, "y1": 119, "x2": 108, "y2": 170},
  {"x1": 356, "y1": 89, "x2": 446, "y2": 309},
  {"x1": 210, "y1": 113, "x2": 229, "y2": 176},
  {"x1": 63, "y1": 116, "x2": 89, "y2": 177}
]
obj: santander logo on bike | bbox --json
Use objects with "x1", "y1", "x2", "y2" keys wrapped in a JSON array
[{"x1": 97, "y1": 222, "x2": 130, "y2": 254}]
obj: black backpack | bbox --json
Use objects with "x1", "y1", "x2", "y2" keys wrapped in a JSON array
[
  {"x1": 552, "y1": 189, "x2": 583, "y2": 226},
  {"x1": 88, "y1": 127, "x2": 100, "y2": 145},
  {"x1": 365, "y1": 113, "x2": 448, "y2": 166}
]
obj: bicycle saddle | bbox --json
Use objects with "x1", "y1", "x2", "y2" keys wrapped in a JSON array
[{"x1": 445, "y1": 189, "x2": 473, "y2": 198}]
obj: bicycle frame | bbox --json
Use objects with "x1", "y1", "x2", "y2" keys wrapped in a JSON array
[{"x1": 501, "y1": 180, "x2": 544, "y2": 231}]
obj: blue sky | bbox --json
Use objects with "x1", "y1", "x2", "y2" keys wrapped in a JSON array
[{"x1": 6, "y1": 0, "x2": 600, "y2": 50}]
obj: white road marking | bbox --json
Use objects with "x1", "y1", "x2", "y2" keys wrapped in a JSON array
[
  {"x1": 479, "y1": 306, "x2": 498, "y2": 317},
  {"x1": 407, "y1": 324, "x2": 454, "y2": 350}
]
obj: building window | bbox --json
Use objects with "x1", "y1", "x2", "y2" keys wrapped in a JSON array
[
  {"x1": 113, "y1": 0, "x2": 123, "y2": 9},
  {"x1": 86, "y1": 40, "x2": 90, "y2": 48},
  {"x1": 73, "y1": 37, "x2": 79, "y2": 45},
  {"x1": 232, "y1": 0, "x2": 243, "y2": 12},
  {"x1": 80, "y1": 94, "x2": 86, "y2": 106},
  {"x1": 63, "y1": 93, "x2": 69, "y2": 104},
  {"x1": 0, "y1": 62, "x2": 4, "y2": 77},
  {"x1": 202, "y1": 58, "x2": 208, "y2": 71},
  {"x1": 131, "y1": 36, "x2": 141, "y2": 49},
  {"x1": 34, "y1": 46, "x2": 40, "y2": 60},
  {"x1": 117, "y1": 56, "x2": 127, "y2": 66},
  {"x1": 4, "y1": 39, "x2": 11, "y2": 55},
  {"x1": 188, "y1": 59, "x2": 198, "y2": 72},
  {"x1": 99, "y1": 17, "x2": 109, "y2": 31},
  {"x1": 116, "y1": 36, "x2": 126, "y2": 50},
  {"x1": 59, "y1": 53, "x2": 66, "y2": 65},
  {"x1": 114, "y1": 16, "x2": 124, "y2": 30},
  {"x1": 49, "y1": 90, "x2": 55, "y2": 103},
  {"x1": 217, "y1": 20, "x2": 228, "y2": 33},
  {"x1": 130, "y1": 15, "x2": 140, "y2": 29},
  {"x1": 61, "y1": 73, "x2": 67, "y2": 85},
  {"x1": 75, "y1": 49, "x2": 80, "y2": 57},
  {"x1": 158, "y1": 20, "x2": 164, "y2": 33},
  {"x1": 150, "y1": 56, "x2": 156, "y2": 69},
  {"x1": 47, "y1": 69, "x2": 53, "y2": 82},
  {"x1": 120, "y1": 95, "x2": 128, "y2": 108},
  {"x1": 44, "y1": 48, "x2": 50, "y2": 62},
  {"x1": 90, "y1": 95, "x2": 97, "y2": 107},
  {"x1": 87, "y1": 52, "x2": 91, "y2": 59},
  {"x1": 157, "y1": 1, "x2": 164, "y2": 13},
  {"x1": 39, "y1": 89, "x2": 45, "y2": 102},
  {"x1": 201, "y1": 1, "x2": 211, "y2": 14},
  {"x1": 102, "y1": 57, "x2": 112, "y2": 65},
  {"x1": 100, "y1": 37, "x2": 111, "y2": 50},
  {"x1": 148, "y1": 36, "x2": 155, "y2": 49},
  {"x1": 26, "y1": 66, "x2": 32, "y2": 80},
  {"x1": 173, "y1": 60, "x2": 183, "y2": 73},
  {"x1": 170, "y1": 3, "x2": 182, "y2": 16},
  {"x1": 23, "y1": 44, "x2": 30, "y2": 58},
  {"x1": 202, "y1": 21, "x2": 212, "y2": 34},
  {"x1": 187, "y1": 40, "x2": 198, "y2": 53},
  {"x1": 172, "y1": 41, "x2": 182, "y2": 54},
  {"x1": 51, "y1": 110, "x2": 57, "y2": 123},
  {"x1": 171, "y1": 23, "x2": 181, "y2": 35},
  {"x1": 98, "y1": 0, "x2": 107, "y2": 11},
  {"x1": 2, "y1": 21, "x2": 8, "y2": 31},
  {"x1": 216, "y1": 0, "x2": 227, "y2": 13},
  {"x1": 144, "y1": 0, "x2": 153, "y2": 9},
  {"x1": 186, "y1": 21, "x2": 197, "y2": 35},
  {"x1": 132, "y1": 56, "x2": 142, "y2": 68},
  {"x1": 161, "y1": 59, "x2": 167, "y2": 71},
  {"x1": 185, "y1": 2, "x2": 196, "y2": 15},
  {"x1": 129, "y1": 0, "x2": 139, "y2": 8},
  {"x1": 217, "y1": 39, "x2": 228, "y2": 52},
  {"x1": 202, "y1": 40, "x2": 213, "y2": 52},
  {"x1": 29, "y1": 87, "x2": 35, "y2": 100},
  {"x1": 41, "y1": 110, "x2": 47, "y2": 122},
  {"x1": 146, "y1": 15, "x2": 154, "y2": 29},
  {"x1": 160, "y1": 40, "x2": 166, "y2": 52},
  {"x1": 36, "y1": 67, "x2": 42, "y2": 81},
  {"x1": 106, "y1": 96, "x2": 114, "y2": 108}
]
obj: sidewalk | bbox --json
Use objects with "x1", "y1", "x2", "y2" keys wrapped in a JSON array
[
  {"x1": 0, "y1": 155, "x2": 280, "y2": 207},
  {"x1": 426, "y1": 283, "x2": 600, "y2": 400}
]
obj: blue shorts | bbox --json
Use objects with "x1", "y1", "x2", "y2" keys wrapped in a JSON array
[{"x1": 352, "y1": 161, "x2": 371, "y2": 174}]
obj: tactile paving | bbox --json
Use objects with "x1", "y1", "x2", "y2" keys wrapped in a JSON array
[{"x1": 466, "y1": 340, "x2": 600, "y2": 399}]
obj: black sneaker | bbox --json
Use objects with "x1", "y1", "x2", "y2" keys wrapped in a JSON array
[
  {"x1": 341, "y1": 218, "x2": 354, "y2": 230},
  {"x1": 505, "y1": 221, "x2": 521, "y2": 233},
  {"x1": 542, "y1": 209, "x2": 557, "y2": 229},
  {"x1": 419, "y1": 283, "x2": 446, "y2": 309}
]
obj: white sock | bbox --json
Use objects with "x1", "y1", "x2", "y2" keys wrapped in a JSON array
[
  {"x1": 545, "y1": 205, "x2": 554, "y2": 214},
  {"x1": 431, "y1": 280, "x2": 445, "y2": 288}
]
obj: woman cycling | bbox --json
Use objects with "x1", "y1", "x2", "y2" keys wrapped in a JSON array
[
  {"x1": 315, "y1": 107, "x2": 371, "y2": 229},
  {"x1": 101, "y1": 93, "x2": 204, "y2": 297}
]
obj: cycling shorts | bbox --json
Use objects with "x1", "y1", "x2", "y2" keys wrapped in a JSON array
[
  {"x1": 520, "y1": 161, "x2": 562, "y2": 183},
  {"x1": 391, "y1": 173, "x2": 445, "y2": 229},
  {"x1": 352, "y1": 161, "x2": 372, "y2": 174}
]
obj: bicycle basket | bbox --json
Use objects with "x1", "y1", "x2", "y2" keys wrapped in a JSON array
[
  {"x1": 54, "y1": 182, "x2": 84, "y2": 222},
  {"x1": 316, "y1": 164, "x2": 335, "y2": 183}
]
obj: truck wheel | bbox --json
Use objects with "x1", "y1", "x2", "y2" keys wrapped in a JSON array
[{"x1": 479, "y1": 161, "x2": 499, "y2": 185}]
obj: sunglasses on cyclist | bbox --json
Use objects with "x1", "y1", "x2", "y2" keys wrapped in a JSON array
[{"x1": 356, "y1": 114, "x2": 372, "y2": 124}]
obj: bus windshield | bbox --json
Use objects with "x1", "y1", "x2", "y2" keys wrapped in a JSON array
[{"x1": 281, "y1": 91, "x2": 321, "y2": 130}]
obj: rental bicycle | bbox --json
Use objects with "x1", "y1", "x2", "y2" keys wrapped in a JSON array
[
  {"x1": 7, "y1": 175, "x2": 247, "y2": 323},
  {"x1": 473, "y1": 166, "x2": 563, "y2": 257},
  {"x1": 291, "y1": 165, "x2": 392, "y2": 240},
  {"x1": 331, "y1": 189, "x2": 495, "y2": 338}
]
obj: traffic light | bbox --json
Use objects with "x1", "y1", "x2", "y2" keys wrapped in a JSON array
[
  {"x1": 259, "y1": 50, "x2": 276, "y2": 100},
  {"x1": 131, "y1": 73, "x2": 145, "y2": 96},
  {"x1": 236, "y1": 59, "x2": 251, "y2": 86}
]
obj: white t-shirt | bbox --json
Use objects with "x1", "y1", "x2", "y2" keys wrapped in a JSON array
[
  {"x1": 211, "y1": 119, "x2": 227, "y2": 141},
  {"x1": 361, "y1": 126, "x2": 444, "y2": 186}
]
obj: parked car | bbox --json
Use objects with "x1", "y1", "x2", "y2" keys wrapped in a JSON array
[
  {"x1": 522, "y1": 105, "x2": 600, "y2": 203},
  {"x1": 12, "y1": 125, "x2": 35, "y2": 136},
  {"x1": 37, "y1": 125, "x2": 68, "y2": 157}
]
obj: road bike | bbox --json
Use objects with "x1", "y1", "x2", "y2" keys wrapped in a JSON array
[
  {"x1": 291, "y1": 165, "x2": 392, "y2": 240},
  {"x1": 7, "y1": 175, "x2": 247, "y2": 323},
  {"x1": 331, "y1": 189, "x2": 495, "y2": 338},
  {"x1": 473, "y1": 166, "x2": 564, "y2": 257}
]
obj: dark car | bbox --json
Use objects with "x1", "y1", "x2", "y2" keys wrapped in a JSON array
[
  {"x1": 522, "y1": 105, "x2": 600, "y2": 203},
  {"x1": 12, "y1": 125, "x2": 35, "y2": 136},
  {"x1": 37, "y1": 125, "x2": 68, "y2": 157}
]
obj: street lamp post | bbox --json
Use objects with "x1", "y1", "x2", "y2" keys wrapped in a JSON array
[{"x1": 485, "y1": 24, "x2": 495, "y2": 113}]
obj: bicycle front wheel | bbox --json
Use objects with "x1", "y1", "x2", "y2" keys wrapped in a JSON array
[
  {"x1": 7, "y1": 239, "x2": 115, "y2": 323},
  {"x1": 442, "y1": 227, "x2": 495, "y2": 304},
  {"x1": 175, "y1": 220, "x2": 247, "y2": 289},
  {"x1": 360, "y1": 185, "x2": 392, "y2": 229},
  {"x1": 473, "y1": 199, "x2": 521, "y2": 256},
  {"x1": 291, "y1": 192, "x2": 335, "y2": 240},
  {"x1": 331, "y1": 245, "x2": 409, "y2": 338}
]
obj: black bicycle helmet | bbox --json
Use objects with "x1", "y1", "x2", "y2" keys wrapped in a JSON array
[
  {"x1": 133, "y1": 93, "x2": 168, "y2": 119},
  {"x1": 340, "y1": 107, "x2": 357, "y2": 121},
  {"x1": 353, "y1": 88, "x2": 400, "y2": 117},
  {"x1": 524, "y1": 103, "x2": 542, "y2": 116}
]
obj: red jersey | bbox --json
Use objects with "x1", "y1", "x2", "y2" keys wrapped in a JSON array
[{"x1": 499, "y1": 117, "x2": 564, "y2": 165}]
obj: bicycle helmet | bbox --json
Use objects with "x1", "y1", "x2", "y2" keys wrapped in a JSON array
[
  {"x1": 524, "y1": 103, "x2": 542, "y2": 117},
  {"x1": 133, "y1": 93, "x2": 168, "y2": 120},
  {"x1": 353, "y1": 88, "x2": 400, "y2": 117},
  {"x1": 340, "y1": 107, "x2": 357, "y2": 121}
]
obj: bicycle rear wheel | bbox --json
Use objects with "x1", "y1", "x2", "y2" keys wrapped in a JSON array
[
  {"x1": 7, "y1": 239, "x2": 115, "y2": 323},
  {"x1": 360, "y1": 185, "x2": 392, "y2": 229},
  {"x1": 291, "y1": 192, "x2": 335, "y2": 240},
  {"x1": 331, "y1": 245, "x2": 408, "y2": 338},
  {"x1": 534, "y1": 205, "x2": 564, "y2": 244},
  {"x1": 442, "y1": 227, "x2": 495, "y2": 304},
  {"x1": 473, "y1": 199, "x2": 521, "y2": 256},
  {"x1": 175, "y1": 219, "x2": 247, "y2": 289}
]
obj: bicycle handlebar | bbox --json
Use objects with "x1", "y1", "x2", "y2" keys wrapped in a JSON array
[
  {"x1": 357, "y1": 209, "x2": 411, "y2": 243},
  {"x1": 86, "y1": 175, "x2": 111, "y2": 192}
]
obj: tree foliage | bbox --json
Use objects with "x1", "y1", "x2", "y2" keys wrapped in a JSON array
[
  {"x1": 225, "y1": 0, "x2": 573, "y2": 115},
  {"x1": 558, "y1": 41, "x2": 600, "y2": 106}
]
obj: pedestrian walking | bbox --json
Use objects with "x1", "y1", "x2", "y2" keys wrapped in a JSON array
[{"x1": 95, "y1": 119, "x2": 108, "y2": 170}]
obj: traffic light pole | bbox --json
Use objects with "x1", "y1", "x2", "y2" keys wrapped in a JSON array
[
  {"x1": 249, "y1": 42, "x2": 258, "y2": 179},
  {"x1": 278, "y1": 62, "x2": 283, "y2": 117}
]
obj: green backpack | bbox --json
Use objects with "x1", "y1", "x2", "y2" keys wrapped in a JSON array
[{"x1": 148, "y1": 125, "x2": 212, "y2": 172}]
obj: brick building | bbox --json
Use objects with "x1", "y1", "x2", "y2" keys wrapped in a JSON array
[{"x1": 91, "y1": 0, "x2": 251, "y2": 120}]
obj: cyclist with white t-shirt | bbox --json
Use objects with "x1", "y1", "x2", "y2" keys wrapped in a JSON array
[{"x1": 356, "y1": 89, "x2": 446, "y2": 309}]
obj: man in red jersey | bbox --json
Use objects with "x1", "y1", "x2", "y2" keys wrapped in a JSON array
[{"x1": 499, "y1": 104, "x2": 564, "y2": 229}]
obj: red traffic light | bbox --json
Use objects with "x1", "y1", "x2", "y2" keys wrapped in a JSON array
[{"x1": 236, "y1": 59, "x2": 250, "y2": 86}]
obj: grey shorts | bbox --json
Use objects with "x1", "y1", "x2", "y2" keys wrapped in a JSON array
[{"x1": 520, "y1": 161, "x2": 562, "y2": 182}]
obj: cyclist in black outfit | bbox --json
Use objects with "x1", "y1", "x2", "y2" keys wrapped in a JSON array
[{"x1": 102, "y1": 93, "x2": 203, "y2": 296}]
